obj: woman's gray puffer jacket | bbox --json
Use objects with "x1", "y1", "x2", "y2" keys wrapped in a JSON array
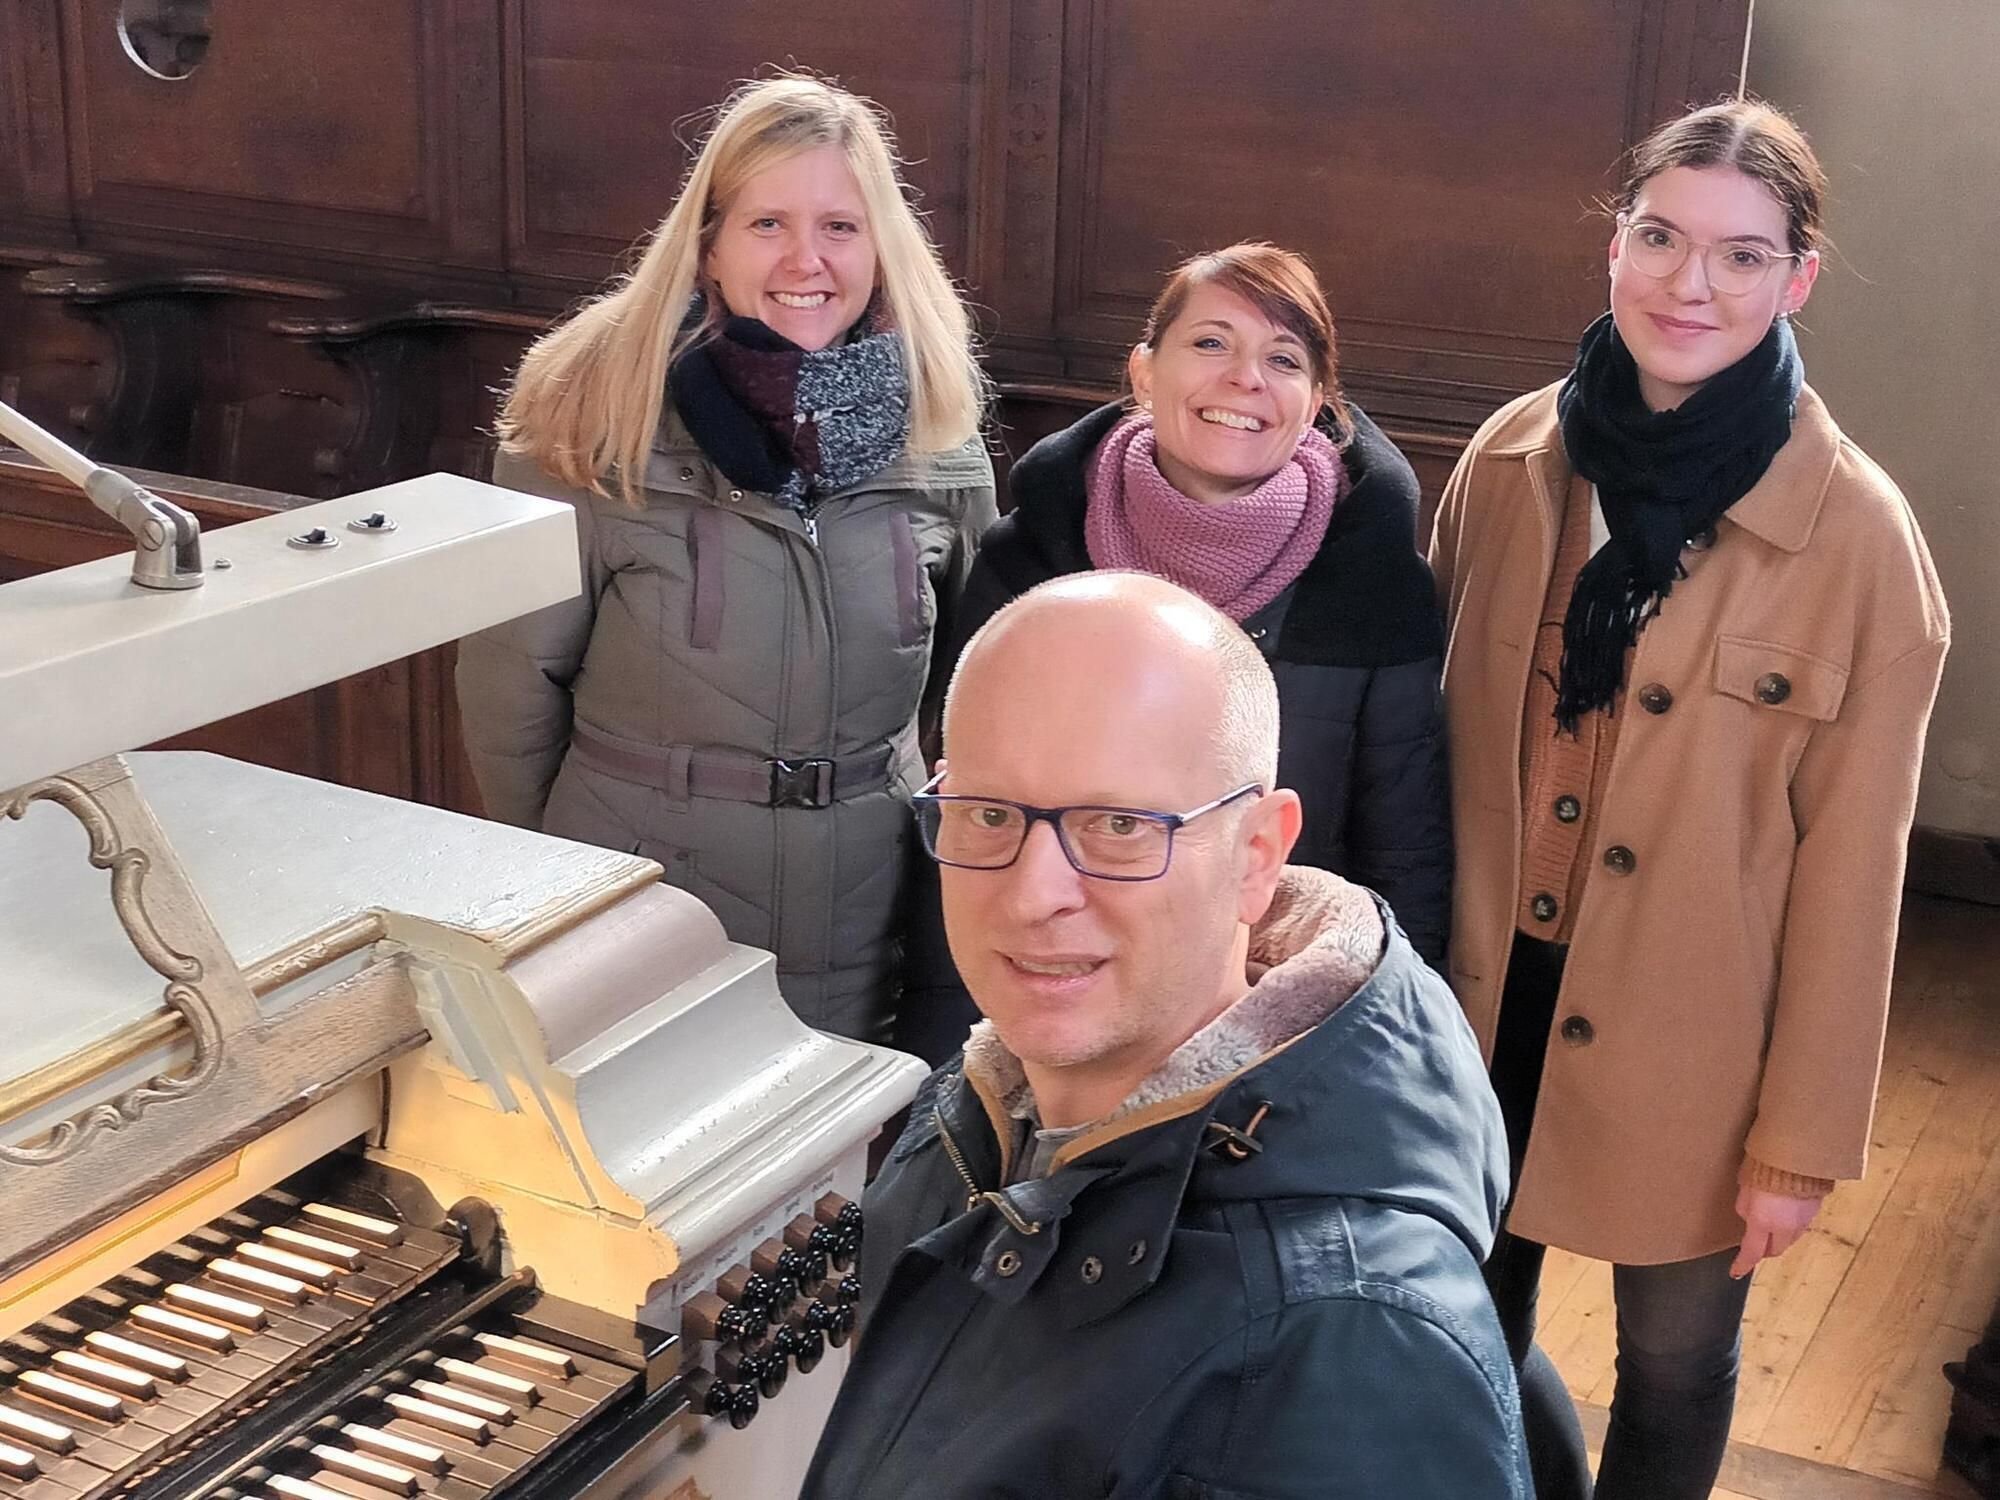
[{"x1": 456, "y1": 407, "x2": 996, "y2": 1041}]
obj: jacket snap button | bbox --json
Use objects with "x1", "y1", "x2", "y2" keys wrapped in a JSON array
[
  {"x1": 1637, "y1": 683, "x2": 1674, "y2": 715},
  {"x1": 1755, "y1": 672, "x2": 1792, "y2": 705},
  {"x1": 1560, "y1": 1015, "x2": 1595, "y2": 1046},
  {"x1": 1603, "y1": 845, "x2": 1637, "y2": 875},
  {"x1": 994, "y1": 1250, "x2": 1022, "y2": 1278},
  {"x1": 1553, "y1": 795, "x2": 1581, "y2": 824},
  {"x1": 1127, "y1": 1239, "x2": 1147, "y2": 1266},
  {"x1": 1530, "y1": 892, "x2": 1559, "y2": 923},
  {"x1": 678, "y1": 466, "x2": 695, "y2": 482},
  {"x1": 727, "y1": 488, "x2": 744, "y2": 503},
  {"x1": 1079, "y1": 1256, "x2": 1103, "y2": 1285}
]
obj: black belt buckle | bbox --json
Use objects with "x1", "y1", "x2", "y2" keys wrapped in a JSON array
[{"x1": 769, "y1": 757, "x2": 836, "y2": 809}]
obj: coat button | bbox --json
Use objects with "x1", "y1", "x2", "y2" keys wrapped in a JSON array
[
  {"x1": 678, "y1": 465, "x2": 695, "y2": 482},
  {"x1": 727, "y1": 488, "x2": 744, "y2": 503},
  {"x1": 1755, "y1": 672, "x2": 1792, "y2": 705},
  {"x1": 1079, "y1": 1256, "x2": 1103, "y2": 1285},
  {"x1": 1127, "y1": 1239, "x2": 1148, "y2": 1266},
  {"x1": 1637, "y1": 683, "x2": 1674, "y2": 715},
  {"x1": 1604, "y1": 845, "x2": 1637, "y2": 875},
  {"x1": 1530, "y1": 892, "x2": 1559, "y2": 923},
  {"x1": 994, "y1": 1250, "x2": 1022, "y2": 1278},
  {"x1": 1553, "y1": 795, "x2": 1581, "y2": 824},
  {"x1": 1560, "y1": 1015, "x2": 1595, "y2": 1045}
]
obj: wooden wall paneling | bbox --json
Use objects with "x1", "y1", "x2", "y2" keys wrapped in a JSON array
[
  {"x1": 267, "y1": 301, "x2": 548, "y2": 494},
  {"x1": 1041, "y1": 0, "x2": 1752, "y2": 444},
  {"x1": 56, "y1": 0, "x2": 505, "y2": 278},
  {"x1": 502, "y1": 0, "x2": 991, "y2": 293},
  {"x1": 18, "y1": 263, "x2": 350, "y2": 484},
  {"x1": 0, "y1": 248, "x2": 111, "y2": 449},
  {"x1": 0, "y1": 1, "x2": 76, "y2": 239},
  {"x1": 972, "y1": 0, "x2": 1062, "y2": 374}
]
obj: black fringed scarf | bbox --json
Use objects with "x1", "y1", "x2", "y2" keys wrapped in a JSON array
[{"x1": 1552, "y1": 311, "x2": 1802, "y2": 731}]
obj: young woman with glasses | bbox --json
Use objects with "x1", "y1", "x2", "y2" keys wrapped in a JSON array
[
  {"x1": 896, "y1": 242, "x2": 1451, "y2": 1063},
  {"x1": 1429, "y1": 99, "x2": 1950, "y2": 1499}
]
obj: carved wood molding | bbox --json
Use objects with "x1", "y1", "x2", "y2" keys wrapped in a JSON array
[{"x1": 0, "y1": 764, "x2": 224, "y2": 1164}]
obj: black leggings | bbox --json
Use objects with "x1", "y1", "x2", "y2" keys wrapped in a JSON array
[{"x1": 1486, "y1": 933, "x2": 1752, "y2": 1500}]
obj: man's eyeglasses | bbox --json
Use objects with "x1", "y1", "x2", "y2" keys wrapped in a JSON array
[
  {"x1": 912, "y1": 772, "x2": 1264, "y2": 883},
  {"x1": 1617, "y1": 215, "x2": 1806, "y2": 297}
]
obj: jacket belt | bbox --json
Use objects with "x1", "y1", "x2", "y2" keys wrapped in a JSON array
[{"x1": 569, "y1": 726, "x2": 897, "y2": 810}]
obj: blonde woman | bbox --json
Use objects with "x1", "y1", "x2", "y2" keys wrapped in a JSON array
[{"x1": 458, "y1": 74, "x2": 995, "y2": 1043}]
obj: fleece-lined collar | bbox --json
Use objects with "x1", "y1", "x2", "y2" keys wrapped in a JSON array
[{"x1": 961, "y1": 865, "x2": 1385, "y2": 1178}]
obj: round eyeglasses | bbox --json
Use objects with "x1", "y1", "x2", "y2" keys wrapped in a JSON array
[
  {"x1": 1617, "y1": 215, "x2": 1805, "y2": 297},
  {"x1": 912, "y1": 773, "x2": 1264, "y2": 883}
]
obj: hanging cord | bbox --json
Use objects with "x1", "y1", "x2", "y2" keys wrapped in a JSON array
[{"x1": 1205, "y1": 1101, "x2": 1273, "y2": 1162}]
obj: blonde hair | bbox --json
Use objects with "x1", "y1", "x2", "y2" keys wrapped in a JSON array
[{"x1": 498, "y1": 72, "x2": 986, "y2": 504}]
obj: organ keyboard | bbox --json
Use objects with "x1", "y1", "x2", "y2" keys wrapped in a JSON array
[{"x1": 2, "y1": 450, "x2": 925, "y2": 1497}]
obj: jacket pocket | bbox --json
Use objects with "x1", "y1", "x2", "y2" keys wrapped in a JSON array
[{"x1": 1712, "y1": 635, "x2": 1848, "y2": 722}]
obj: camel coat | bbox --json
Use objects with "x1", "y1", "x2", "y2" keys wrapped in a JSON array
[{"x1": 1429, "y1": 383, "x2": 1949, "y2": 1264}]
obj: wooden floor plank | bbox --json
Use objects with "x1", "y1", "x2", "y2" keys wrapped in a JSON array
[{"x1": 1746, "y1": 901, "x2": 2000, "y2": 1468}]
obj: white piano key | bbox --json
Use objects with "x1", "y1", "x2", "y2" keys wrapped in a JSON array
[
  {"x1": 300, "y1": 1204, "x2": 404, "y2": 1246},
  {"x1": 435, "y1": 1356, "x2": 538, "y2": 1403},
  {"x1": 49, "y1": 1349, "x2": 159, "y2": 1399},
  {"x1": 473, "y1": 1332, "x2": 575, "y2": 1378},
  {"x1": 343, "y1": 1423, "x2": 448, "y2": 1474},
  {"x1": 0, "y1": 1439, "x2": 39, "y2": 1479},
  {"x1": 237, "y1": 1241, "x2": 343, "y2": 1287},
  {"x1": 208, "y1": 1258, "x2": 312, "y2": 1304},
  {"x1": 17, "y1": 1370, "x2": 125, "y2": 1419},
  {"x1": 383, "y1": 1392, "x2": 491, "y2": 1443},
  {"x1": 163, "y1": 1283, "x2": 269, "y2": 1330},
  {"x1": 311, "y1": 1441, "x2": 421, "y2": 1495},
  {"x1": 132, "y1": 1304, "x2": 236, "y2": 1350},
  {"x1": 267, "y1": 1477, "x2": 353, "y2": 1500},
  {"x1": 410, "y1": 1379, "x2": 513, "y2": 1424},
  {"x1": 262, "y1": 1225, "x2": 366, "y2": 1269},
  {"x1": 0, "y1": 1403, "x2": 77, "y2": 1452},
  {"x1": 83, "y1": 1332, "x2": 190, "y2": 1381}
]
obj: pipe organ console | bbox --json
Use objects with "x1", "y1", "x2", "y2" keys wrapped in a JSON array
[{"x1": 0, "y1": 455, "x2": 925, "y2": 1499}]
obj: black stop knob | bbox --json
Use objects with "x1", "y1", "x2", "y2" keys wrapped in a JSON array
[
  {"x1": 755, "y1": 1350, "x2": 788, "y2": 1399},
  {"x1": 835, "y1": 1275, "x2": 861, "y2": 1306},
  {"x1": 827, "y1": 1303, "x2": 855, "y2": 1348},
  {"x1": 728, "y1": 1382, "x2": 760, "y2": 1430},
  {"x1": 800, "y1": 1248, "x2": 830, "y2": 1285},
  {"x1": 790, "y1": 1324, "x2": 824, "y2": 1373},
  {"x1": 716, "y1": 1305, "x2": 755, "y2": 1345},
  {"x1": 804, "y1": 1299, "x2": 836, "y2": 1333},
  {"x1": 704, "y1": 1378, "x2": 733, "y2": 1419},
  {"x1": 831, "y1": 1229, "x2": 859, "y2": 1272},
  {"x1": 836, "y1": 1202, "x2": 864, "y2": 1232},
  {"x1": 778, "y1": 1248, "x2": 810, "y2": 1284},
  {"x1": 734, "y1": 1272, "x2": 776, "y2": 1309}
]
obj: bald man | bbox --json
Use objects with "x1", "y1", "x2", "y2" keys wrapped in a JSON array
[{"x1": 802, "y1": 575, "x2": 1528, "y2": 1499}]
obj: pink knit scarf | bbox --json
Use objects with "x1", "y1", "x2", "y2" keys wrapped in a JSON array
[{"x1": 1083, "y1": 415, "x2": 1344, "y2": 622}]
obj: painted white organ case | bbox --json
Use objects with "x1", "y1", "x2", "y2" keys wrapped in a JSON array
[{"x1": 0, "y1": 446, "x2": 924, "y2": 1500}]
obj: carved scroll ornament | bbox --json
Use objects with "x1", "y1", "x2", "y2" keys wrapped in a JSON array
[{"x1": 0, "y1": 771, "x2": 223, "y2": 1164}]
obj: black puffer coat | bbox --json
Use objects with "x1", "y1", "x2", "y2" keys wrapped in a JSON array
[{"x1": 897, "y1": 401, "x2": 1450, "y2": 1063}]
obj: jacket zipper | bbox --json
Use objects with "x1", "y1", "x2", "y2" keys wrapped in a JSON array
[{"x1": 936, "y1": 1106, "x2": 1041, "y2": 1236}]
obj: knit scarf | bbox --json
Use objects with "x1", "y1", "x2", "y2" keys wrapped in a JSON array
[
  {"x1": 668, "y1": 303, "x2": 910, "y2": 511},
  {"x1": 1552, "y1": 312, "x2": 1802, "y2": 731},
  {"x1": 1082, "y1": 415, "x2": 1344, "y2": 622}
]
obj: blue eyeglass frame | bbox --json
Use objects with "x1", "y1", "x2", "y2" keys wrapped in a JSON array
[{"x1": 910, "y1": 770, "x2": 1265, "y2": 882}]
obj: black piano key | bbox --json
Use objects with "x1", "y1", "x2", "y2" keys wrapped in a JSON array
[{"x1": 329, "y1": 1275, "x2": 400, "y2": 1309}]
